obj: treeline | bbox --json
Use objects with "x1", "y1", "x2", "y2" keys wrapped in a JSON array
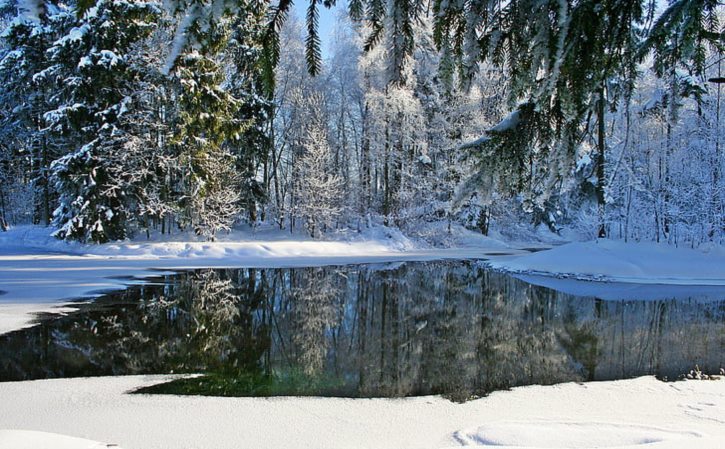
[
  {"x1": 0, "y1": 0, "x2": 270, "y2": 242},
  {"x1": 270, "y1": 4, "x2": 724, "y2": 246},
  {"x1": 0, "y1": 0, "x2": 723, "y2": 245}
]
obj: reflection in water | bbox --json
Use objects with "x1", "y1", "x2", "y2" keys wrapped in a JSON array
[{"x1": 0, "y1": 261, "x2": 722, "y2": 399}]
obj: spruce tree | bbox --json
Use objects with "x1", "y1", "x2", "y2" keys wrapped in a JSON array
[
  {"x1": 226, "y1": 1, "x2": 270, "y2": 223},
  {"x1": 47, "y1": 0, "x2": 160, "y2": 243},
  {"x1": 0, "y1": 1, "x2": 74, "y2": 225},
  {"x1": 164, "y1": 0, "x2": 250, "y2": 239}
]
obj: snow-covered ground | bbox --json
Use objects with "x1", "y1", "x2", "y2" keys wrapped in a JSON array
[
  {"x1": 490, "y1": 239, "x2": 725, "y2": 285},
  {"x1": 0, "y1": 375, "x2": 723, "y2": 449},
  {"x1": 0, "y1": 430, "x2": 112, "y2": 449}
]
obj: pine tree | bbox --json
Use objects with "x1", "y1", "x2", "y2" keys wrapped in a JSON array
[
  {"x1": 0, "y1": 0, "x2": 74, "y2": 225},
  {"x1": 163, "y1": 0, "x2": 251, "y2": 239},
  {"x1": 47, "y1": 0, "x2": 160, "y2": 243}
]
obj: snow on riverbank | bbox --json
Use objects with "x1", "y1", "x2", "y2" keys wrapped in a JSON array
[
  {"x1": 0, "y1": 430, "x2": 113, "y2": 449},
  {"x1": 0, "y1": 224, "x2": 424, "y2": 257},
  {"x1": 490, "y1": 239, "x2": 725, "y2": 286},
  {"x1": 0, "y1": 375, "x2": 723, "y2": 449}
]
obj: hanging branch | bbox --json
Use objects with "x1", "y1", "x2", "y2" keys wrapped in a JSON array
[
  {"x1": 306, "y1": 0, "x2": 322, "y2": 75},
  {"x1": 363, "y1": 0, "x2": 386, "y2": 52}
]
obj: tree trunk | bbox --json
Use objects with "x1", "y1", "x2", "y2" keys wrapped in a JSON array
[
  {"x1": 596, "y1": 84, "x2": 607, "y2": 238},
  {"x1": 711, "y1": 57, "x2": 722, "y2": 239}
]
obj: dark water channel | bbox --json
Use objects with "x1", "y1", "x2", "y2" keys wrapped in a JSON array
[{"x1": 0, "y1": 261, "x2": 723, "y2": 400}]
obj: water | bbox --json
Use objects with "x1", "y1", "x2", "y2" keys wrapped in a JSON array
[{"x1": 0, "y1": 261, "x2": 722, "y2": 400}]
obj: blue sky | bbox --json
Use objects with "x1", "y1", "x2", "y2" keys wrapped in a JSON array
[{"x1": 293, "y1": 1, "x2": 343, "y2": 60}]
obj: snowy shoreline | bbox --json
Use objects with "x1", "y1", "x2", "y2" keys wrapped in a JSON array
[
  {"x1": 0, "y1": 224, "x2": 515, "y2": 335},
  {"x1": 1, "y1": 225, "x2": 724, "y2": 335},
  {"x1": 0, "y1": 375, "x2": 723, "y2": 449},
  {"x1": 489, "y1": 239, "x2": 725, "y2": 286}
]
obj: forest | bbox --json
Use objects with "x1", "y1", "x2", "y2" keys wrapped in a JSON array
[{"x1": 0, "y1": 0, "x2": 722, "y2": 246}]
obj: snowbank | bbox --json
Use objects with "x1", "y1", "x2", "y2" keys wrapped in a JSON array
[
  {"x1": 0, "y1": 375, "x2": 722, "y2": 449},
  {"x1": 490, "y1": 239, "x2": 725, "y2": 285},
  {"x1": 513, "y1": 274, "x2": 725, "y2": 301},
  {"x1": 0, "y1": 430, "x2": 116, "y2": 449},
  {"x1": 0, "y1": 224, "x2": 421, "y2": 257}
]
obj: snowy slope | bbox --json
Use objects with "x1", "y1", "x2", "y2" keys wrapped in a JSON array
[
  {"x1": 0, "y1": 375, "x2": 723, "y2": 449},
  {"x1": 0, "y1": 430, "x2": 113, "y2": 449}
]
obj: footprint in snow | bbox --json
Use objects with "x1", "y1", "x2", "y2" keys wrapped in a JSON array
[{"x1": 449, "y1": 421, "x2": 701, "y2": 448}]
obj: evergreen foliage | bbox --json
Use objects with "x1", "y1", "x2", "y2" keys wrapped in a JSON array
[
  {"x1": 0, "y1": 1, "x2": 75, "y2": 224},
  {"x1": 164, "y1": 5, "x2": 248, "y2": 239},
  {"x1": 47, "y1": 0, "x2": 160, "y2": 243},
  {"x1": 226, "y1": 2, "x2": 271, "y2": 222}
]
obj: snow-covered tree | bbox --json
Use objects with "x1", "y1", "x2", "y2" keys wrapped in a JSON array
[
  {"x1": 225, "y1": 1, "x2": 271, "y2": 223},
  {"x1": 0, "y1": 0, "x2": 75, "y2": 224},
  {"x1": 294, "y1": 112, "x2": 343, "y2": 237},
  {"x1": 46, "y1": 0, "x2": 160, "y2": 243},
  {"x1": 270, "y1": 13, "x2": 323, "y2": 230},
  {"x1": 162, "y1": 1, "x2": 257, "y2": 239},
  {"x1": 325, "y1": 11, "x2": 364, "y2": 215},
  {"x1": 166, "y1": 52, "x2": 245, "y2": 239},
  {"x1": 0, "y1": 0, "x2": 722, "y2": 246}
]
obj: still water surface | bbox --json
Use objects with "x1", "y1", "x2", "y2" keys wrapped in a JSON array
[{"x1": 0, "y1": 261, "x2": 722, "y2": 400}]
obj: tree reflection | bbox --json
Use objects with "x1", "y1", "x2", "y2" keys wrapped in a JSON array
[
  {"x1": 0, "y1": 262, "x2": 722, "y2": 400},
  {"x1": 289, "y1": 269, "x2": 342, "y2": 376}
]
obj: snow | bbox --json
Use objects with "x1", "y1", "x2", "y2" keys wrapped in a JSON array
[
  {"x1": 0, "y1": 375, "x2": 723, "y2": 449},
  {"x1": 163, "y1": 5, "x2": 200, "y2": 75},
  {"x1": 643, "y1": 87, "x2": 666, "y2": 112},
  {"x1": 77, "y1": 56, "x2": 93, "y2": 68},
  {"x1": 458, "y1": 135, "x2": 491, "y2": 150},
  {"x1": 575, "y1": 150, "x2": 592, "y2": 171},
  {"x1": 488, "y1": 109, "x2": 521, "y2": 133},
  {"x1": 0, "y1": 303, "x2": 79, "y2": 339},
  {"x1": 53, "y1": 24, "x2": 91, "y2": 47},
  {"x1": 405, "y1": 221, "x2": 513, "y2": 250},
  {"x1": 458, "y1": 108, "x2": 523, "y2": 150},
  {"x1": 0, "y1": 430, "x2": 114, "y2": 449},
  {"x1": 96, "y1": 50, "x2": 122, "y2": 68},
  {"x1": 43, "y1": 104, "x2": 88, "y2": 126},
  {"x1": 0, "y1": 49, "x2": 24, "y2": 71},
  {"x1": 512, "y1": 274, "x2": 725, "y2": 301},
  {"x1": 450, "y1": 422, "x2": 702, "y2": 448},
  {"x1": 17, "y1": 0, "x2": 41, "y2": 23},
  {"x1": 490, "y1": 239, "x2": 725, "y2": 286}
]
